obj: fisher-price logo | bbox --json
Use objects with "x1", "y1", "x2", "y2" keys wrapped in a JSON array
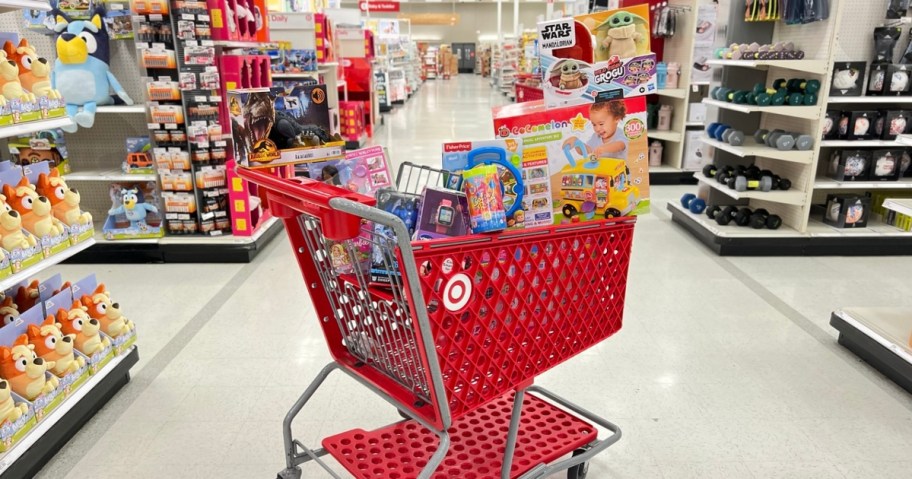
[
  {"x1": 593, "y1": 56, "x2": 625, "y2": 85},
  {"x1": 625, "y1": 118, "x2": 646, "y2": 140},
  {"x1": 497, "y1": 120, "x2": 571, "y2": 137}
]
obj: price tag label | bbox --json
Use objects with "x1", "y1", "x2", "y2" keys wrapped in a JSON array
[
  {"x1": 147, "y1": 123, "x2": 160, "y2": 129},
  {"x1": 182, "y1": 13, "x2": 194, "y2": 20},
  {"x1": 165, "y1": 123, "x2": 178, "y2": 130}
]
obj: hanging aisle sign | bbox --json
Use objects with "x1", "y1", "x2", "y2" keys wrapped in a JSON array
[{"x1": 359, "y1": 1, "x2": 400, "y2": 12}]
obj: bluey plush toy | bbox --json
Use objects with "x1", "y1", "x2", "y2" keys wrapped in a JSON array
[
  {"x1": 108, "y1": 187, "x2": 157, "y2": 229},
  {"x1": 52, "y1": 9, "x2": 133, "y2": 132}
]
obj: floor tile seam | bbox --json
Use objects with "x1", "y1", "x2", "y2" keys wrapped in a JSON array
[{"x1": 653, "y1": 206, "x2": 912, "y2": 413}]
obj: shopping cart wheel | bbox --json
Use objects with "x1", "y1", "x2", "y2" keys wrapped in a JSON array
[
  {"x1": 277, "y1": 466, "x2": 302, "y2": 479},
  {"x1": 567, "y1": 448, "x2": 590, "y2": 479}
]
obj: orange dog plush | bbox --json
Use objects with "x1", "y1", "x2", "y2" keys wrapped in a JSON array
[
  {"x1": 57, "y1": 301, "x2": 110, "y2": 356},
  {"x1": 36, "y1": 170, "x2": 91, "y2": 227},
  {"x1": 0, "y1": 335, "x2": 58, "y2": 400},
  {"x1": 0, "y1": 378, "x2": 28, "y2": 426},
  {"x1": 0, "y1": 193, "x2": 37, "y2": 252},
  {"x1": 2, "y1": 39, "x2": 56, "y2": 99},
  {"x1": 3, "y1": 177, "x2": 66, "y2": 238},
  {"x1": 27, "y1": 315, "x2": 84, "y2": 377},
  {"x1": 0, "y1": 50, "x2": 35, "y2": 105},
  {"x1": 14, "y1": 280, "x2": 39, "y2": 312},
  {"x1": 82, "y1": 284, "x2": 134, "y2": 338},
  {"x1": 0, "y1": 297, "x2": 19, "y2": 328}
]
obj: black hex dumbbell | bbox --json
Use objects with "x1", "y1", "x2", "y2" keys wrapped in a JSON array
[{"x1": 749, "y1": 208, "x2": 783, "y2": 229}]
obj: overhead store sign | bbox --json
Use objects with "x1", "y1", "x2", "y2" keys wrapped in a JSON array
[
  {"x1": 360, "y1": 1, "x2": 400, "y2": 12},
  {"x1": 399, "y1": 13, "x2": 459, "y2": 25}
]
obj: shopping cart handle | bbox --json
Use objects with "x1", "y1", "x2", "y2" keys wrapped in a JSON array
[{"x1": 236, "y1": 166, "x2": 376, "y2": 241}]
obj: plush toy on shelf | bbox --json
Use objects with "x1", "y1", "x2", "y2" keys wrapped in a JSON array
[
  {"x1": 81, "y1": 284, "x2": 134, "y2": 338},
  {"x1": 52, "y1": 10, "x2": 133, "y2": 132},
  {"x1": 0, "y1": 335, "x2": 59, "y2": 401},
  {"x1": 3, "y1": 176, "x2": 67, "y2": 238},
  {"x1": 595, "y1": 10, "x2": 648, "y2": 59},
  {"x1": 37, "y1": 169, "x2": 92, "y2": 226},
  {"x1": 0, "y1": 297, "x2": 19, "y2": 327},
  {"x1": 3, "y1": 39, "x2": 60, "y2": 99},
  {"x1": 0, "y1": 378, "x2": 29, "y2": 426},
  {"x1": 0, "y1": 49, "x2": 36, "y2": 106},
  {"x1": 27, "y1": 315, "x2": 85, "y2": 377},
  {"x1": 14, "y1": 279, "x2": 40, "y2": 312},
  {"x1": 57, "y1": 300, "x2": 110, "y2": 356},
  {"x1": 108, "y1": 187, "x2": 158, "y2": 229},
  {"x1": 0, "y1": 192, "x2": 38, "y2": 251}
]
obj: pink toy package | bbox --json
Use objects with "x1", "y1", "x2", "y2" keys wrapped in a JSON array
[{"x1": 301, "y1": 146, "x2": 392, "y2": 195}]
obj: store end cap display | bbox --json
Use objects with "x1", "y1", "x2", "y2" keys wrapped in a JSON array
[
  {"x1": 538, "y1": 5, "x2": 657, "y2": 108},
  {"x1": 492, "y1": 96, "x2": 650, "y2": 220}
]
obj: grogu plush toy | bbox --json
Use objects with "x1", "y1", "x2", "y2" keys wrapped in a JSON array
[
  {"x1": 52, "y1": 9, "x2": 133, "y2": 132},
  {"x1": 558, "y1": 59, "x2": 584, "y2": 90},
  {"x1": 595, "y1": 11, "x2": 649, "y2": 61}
]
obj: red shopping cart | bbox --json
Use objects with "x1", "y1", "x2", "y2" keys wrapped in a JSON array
[{"x1": 238, "y1": 163, "x2": 635, "y2": 479}]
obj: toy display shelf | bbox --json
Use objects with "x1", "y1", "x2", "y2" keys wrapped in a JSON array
[
  {"x1": 648, "y1": 130, "x2": 682, "y2": 142},
  {"x1": 656, "y1": 88, "x2": 688, "y2": 99},
  {"x1": 73, "y1": 216, "x2": 283, "y2": 263},
  {"x1": 0, "y1": 0, "x2": 51, "y2": 14},
  {"x1": 820, "y1": 140, "x2": 908, "y2": 147},
  {"x1": 0, "y1": 347, "x2": 138, "y2": 479},
  {"x1": 883, "y1": 198, "x2": 912, "y2": 217},
  {"x1": 95, "y1": 105, "x2": 147, "y2": 114},
  {"x1": 0, "y1": 238, "x2": 94, "y2": 292},
  {"x1": 65, "y1": 168, "x2": 158, "y2": 182},
  {"x1": 831, "y1": 308, "x2": 912, "y2": 394},
  {"x1": 705, "y1": 59, "x2": 828, "y2": 75},
  {"x1": 813, "y1": 178, "x2": 912, "y2": 190},
  {"x1": 695, "y1": 175, "x2": 807, "y2": 205},
  {"x1": 702, "y1": 98, "x2": 820, "y2": 120},
  {"x1": 827, "y1": 96, "x2": 912, "y2": 104},
  {"x1": 701, "y1": 136, "x2": 814, "y2": 164},
  {"x1": 0, "y1": 117, "x2": 74, "y2": 140}
]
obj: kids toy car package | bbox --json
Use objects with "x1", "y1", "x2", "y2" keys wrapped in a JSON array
[
  {"x1": 442, "y1": 139, "x2": 553, "y2": 229},
  {"x1": 492, "y1": 93, "x2": 650, "y2": 222},
  {"x1": 538, "y1": 4, "x2": 657, "y2": 108}
]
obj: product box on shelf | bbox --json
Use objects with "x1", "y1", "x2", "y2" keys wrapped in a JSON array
[
  {"x1": 877, "y1": 110, "x2": 911, "y2": 140},
  {"x1": 682, "y1": 130, "x2": 713, "y2": 171},
  {"x1": 43, "y1": 284, "x2": 115, "y2": 374},
  {"x1": 103, "y1": 181, "x2": 164, "y2": 240},
  {"x1": 870, "y1": 149, "x2": 903, "y2": 181},
  {"x1": 442, "y1": 139, "x2": 553, "y2": 229},
  {"x1": 492, "y1": 95, "x2": 650, "y2": 222},
  {"x1": 824, "y1": 194, "x2": 871, "y2": 228},
  {"x1": 0, "y1": 167, "x2": 41, "y2": 273},
  {"x1": 34, "y1": 165, "x2": 94, "y2": 244},
  {"x1": 300, "y1": 145, "x2": 392, "y2": 194},
  {"x1": 70, "y1": 274, "x2": 136, "y2": 356},
  {"x1": 0, "y1": 163, "x2": 70, "y2": 257},
  {"x1": 7, "y1": 129, "x2": 70, "y2": 174},
  {"x1": 21, "y1": 304, "x2": 92, "y2": 400},
  {"x1": 827, "y1": 149, "x2": 871, "y2": 182},
  {"x1": 537, "y1": 5, "x2": 657, "y2": 108},
  {"x1": 831, "y1": 62, "x2": 865, "y2": 97},
  {"x1": 124, "y1": 137, "x2": 154, "y2": 174},
  {"x1": 227, "y1": 85, "x2": 345, "y2": 168}
]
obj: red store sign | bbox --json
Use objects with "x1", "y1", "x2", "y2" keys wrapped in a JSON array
[{"x1": 359, "y1": 1, "x2": 400, "y2": 12}]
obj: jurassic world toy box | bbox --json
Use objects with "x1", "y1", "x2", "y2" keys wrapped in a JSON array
[
  {"x1": 538, "y1": 5, "x2": 657, "y2": 108},
  {"x1": 228, "y1": 84, "x2": 344, "y2": 169},
  {"x1": 103, "y1": 181, "x2": 164, "y2": 240},
  {"x1": 492, "y1": 95, "x2": 650, "y2": 222}
]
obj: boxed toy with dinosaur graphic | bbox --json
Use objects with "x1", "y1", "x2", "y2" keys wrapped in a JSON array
[
  {"x1": 538, "y1": 5, "x2": 656, "y2": 108},
  {"x1": 442, "y1": 139, "x2": 553, "y2": 229},
  {"x1": 228, "y1": 84, "x2": 344, "y2": 168},
  {"x1": 103, "y1": 181, "x2": 164, "y2": 240},
  {"x1": 0, "y1": 163, "x2": 70, "y2": 257},
  {"x1": 492, "y1": 94, "x2": 650, "y2": 222}
]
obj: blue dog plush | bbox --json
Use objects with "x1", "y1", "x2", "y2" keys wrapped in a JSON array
[
  {"x1": 52, "y1": 10, "x2": 133, "y2": 132},
  {"x1": 109, "y1": 187, "x2": 158, "y2": 229}
]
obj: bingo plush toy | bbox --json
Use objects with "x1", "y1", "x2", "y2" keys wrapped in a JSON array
[
  {"x1": 52, "y1": 9, "x2": 133, "y2": 132},
  {"x1": 3, "y1": 39, "x2": 59, "y2": 99}
]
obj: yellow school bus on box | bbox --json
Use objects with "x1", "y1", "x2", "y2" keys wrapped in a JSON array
[{"x1": 559, "y1": 158, "x2": 640, "y2": 219}]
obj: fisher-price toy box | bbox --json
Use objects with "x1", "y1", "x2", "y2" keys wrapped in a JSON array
[
  {"x1": 538, "y1": 4, "x2": 657, "y2": 108},
  {"x1": 492, "y1": 95, "x2": 650, "y2": 222}
]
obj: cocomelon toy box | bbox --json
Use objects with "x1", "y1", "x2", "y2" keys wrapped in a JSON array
[
  {"x1": 442, "y1": 139, "x2": 553, "y2": 229},
  {"x1": 538, "y1": 4, "x2": 657, "y2": 108},
  {"x1": 492, "y1": 94, "x2": 650, "y2": 223}
]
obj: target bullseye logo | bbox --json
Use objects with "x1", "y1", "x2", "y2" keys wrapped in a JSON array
[{"x1": 443, "y1": 273, "x2": 472, "y2": 312}]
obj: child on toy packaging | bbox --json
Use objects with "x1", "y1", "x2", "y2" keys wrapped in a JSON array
[{"x1": 564, "y1": 100, "x2": 629, "y2": 160}]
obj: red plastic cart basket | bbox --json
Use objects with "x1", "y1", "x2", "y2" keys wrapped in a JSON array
[{"x1": 238, "y1": 164, "x2": 634, "y2": 479}]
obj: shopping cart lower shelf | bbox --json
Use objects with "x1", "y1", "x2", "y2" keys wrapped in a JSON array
[{"x1": 322, "y1": 392, "x2": 596, "y2": 479}]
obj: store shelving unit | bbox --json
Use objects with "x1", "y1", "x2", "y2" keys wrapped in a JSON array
[
  {"x1": 0, "y1": 117, "x2": 73, "y2": 139},
  {"x1": 0, "y1": 0, "x2": 49, "y2": 14},
  {"x1": 695, "y1": 175, "x2": 807, "y2": 205},
  {"x1": 831, "y1": 308, "x2": 912, "y2": 394},
  {"x1": 883, "y1": 198, "x2": 912, "y2": 216},
  {"x1": 668, "y1": 1, "x2": 912, "y2": 255}
]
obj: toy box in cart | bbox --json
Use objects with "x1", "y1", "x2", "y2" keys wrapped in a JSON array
[
  {"x1": 538, "y1": 4, "x2": 657, "y2": 108},
  {"x1": 493, "y1": 94, "x2": 650, "y2": 221}
]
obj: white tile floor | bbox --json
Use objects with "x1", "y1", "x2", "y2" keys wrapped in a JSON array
[{"x1": 36, "y1": 76, "x2": 912, "y2": 478}]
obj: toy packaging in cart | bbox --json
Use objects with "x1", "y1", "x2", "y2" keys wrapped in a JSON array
[
  {"x1": 538, "y1": 4, "x2": 657, "y2": 108},
  {"x1": 493, "y1": 94, "x2": 650, "y2": 221}
]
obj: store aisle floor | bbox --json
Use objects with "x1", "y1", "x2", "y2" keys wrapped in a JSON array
[{"x1": 39, "y1": 76, "x2": 912, "y2": 479}]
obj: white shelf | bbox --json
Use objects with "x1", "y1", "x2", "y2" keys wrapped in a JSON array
[
  {"x1": 0, "y1": 345, "x2": 134, "y2": 474},
  {"x1": 0, "y1": 117, "x2": 74, "y2": 140},
  {"x1": 700, "y1": 136, "x2": 814, "y2": 164},
  {"x1": 0, "y1": 0, "x2": 51, "y2": 14},
  {"x1": 820, "y1": 139, "x2": 906, "y2": 147},
  {"x1": 883, "y1": 198, "x2": 912, "y2": 217},
  {"x1": 66, "y1": 169, "x2": 157, "y2": 182},
  {"x1": 0, "y1": 239, "x2": 95, "y2": 292},
  {"x1": 272, "y1": 72, "x2": 319, "y2": 79},
  {"x1": 814, "y1": 178, "x2": 912, "y2": 189},
  {"x1": 656, "y1": 88, "x2": 688, "y2": 99},
  {"x1": 686, "y1": 121, "x2": 704, "y2": 127},
  {"x1": 834, "y1": 308, "x2": 912, "y2": 365},
  {"x1": 705, "y1": 58, "x2": 829, "y2": 75},
  {"x1": 806, "y1": 217, "x2": 912, "y2": 237},
  {"x1": 702, "y1": 98, "x2": 820, "y2": 120},
  {"x1": 648, "y1": 130, "x2": 682, "y2": 142},
  {"x1": 159, "y1": 217, "x2": 279, "y2": 245},
  {"x1": 650, "y1": 165, "x2": 685, "y2": 173},
  {"x1": 697, "y1": 175, "x2": 807, "y2": 205},
  {"x1": 213, "y1": 40, "x2": 277, "y2": 49},
  {"x1": 96, "y1": 105, "x2": 146, "y2": 114},
  {"x1": 828, "y1": 96, "x2": 912, "y2": 104},
  {"x1": 667, "y1": 201, "x2": 801, "y2": 237}
]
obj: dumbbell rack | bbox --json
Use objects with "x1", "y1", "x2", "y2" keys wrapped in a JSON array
[{"x1": 668, "y1": 0, "x2": 912, "y2": 255}]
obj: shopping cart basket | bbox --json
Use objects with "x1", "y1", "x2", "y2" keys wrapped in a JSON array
[{"x1": 238, "y1": 164, "x2": 635, "y2": 479}]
